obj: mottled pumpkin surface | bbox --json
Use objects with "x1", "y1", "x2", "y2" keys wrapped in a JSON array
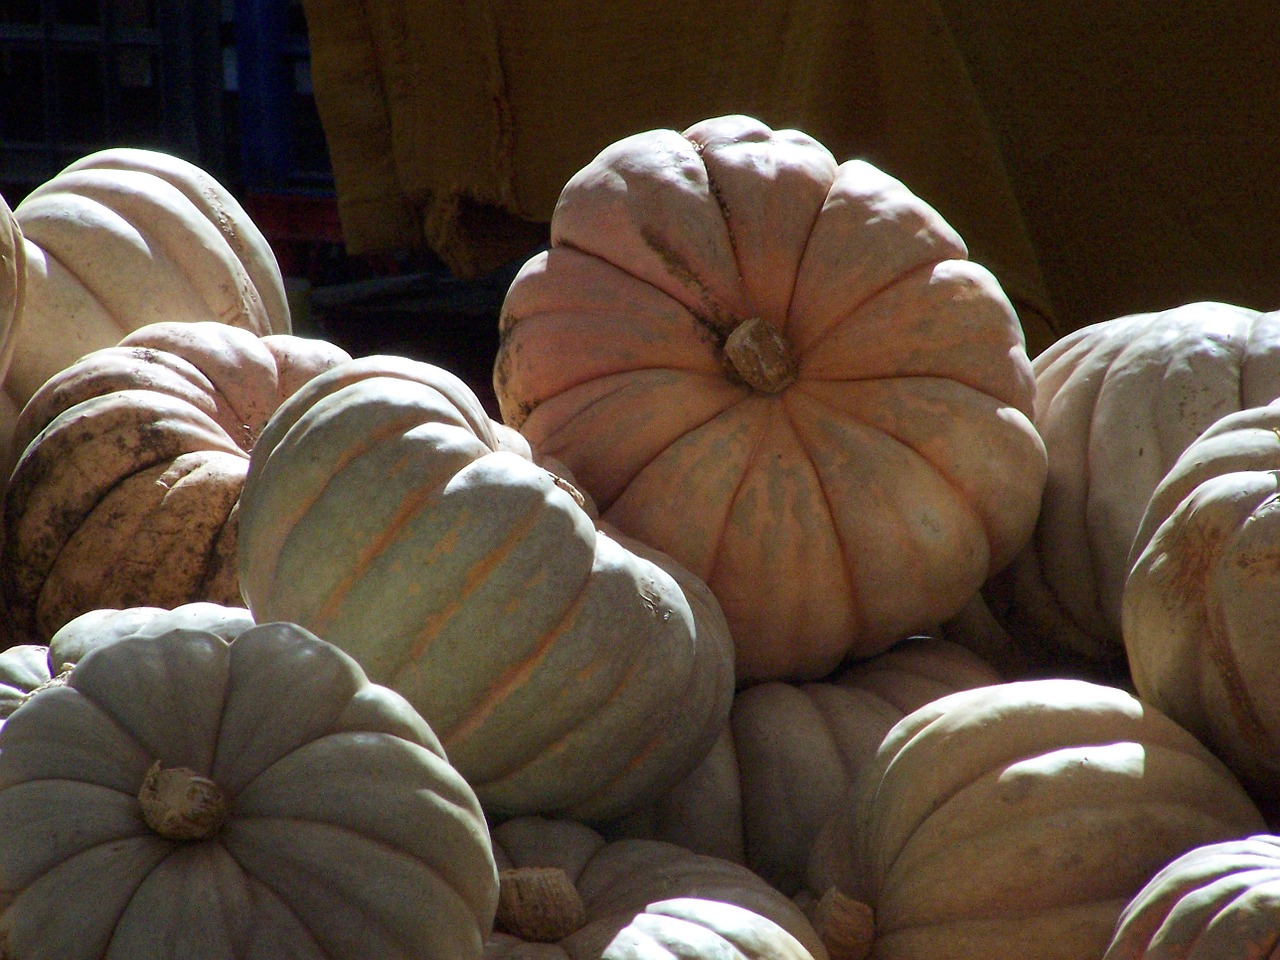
[
  {"x1": 1125, "y1": 398, "x2": 1280, "y2": 805},
  {"x1": 495, "y1": 114, "x2": 1045, "y2": 683},
  {"x1": 2, "y1": 321, "x2": 350, "y2": 645}
]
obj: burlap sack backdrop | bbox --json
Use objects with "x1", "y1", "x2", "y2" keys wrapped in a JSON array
[{"x1": 301, "y1": 0, "x2": 1280, "y2": 356}]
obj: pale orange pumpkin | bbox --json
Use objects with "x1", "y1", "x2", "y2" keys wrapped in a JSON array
[
  {"x1": 2, "y1": 321, "x2": 350, "y2": 645},
  {"x1": 494, "y1": 113, "x2": 1046, "y2": 683},
  {"x1": 0, "y1": 147, "x2": 292, "y2": 467}
]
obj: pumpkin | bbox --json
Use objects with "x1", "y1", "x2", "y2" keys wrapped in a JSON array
[
  {"x1": 996, "y1": 301, "x2": 1280, "y2": 676},
  {"x1": 804, "y1": 678, "x2": 1265, "y2": 960},
  {"x1": 487, "y1": 815, "x2": 827, "y2": 960},
  {"x1": 0, "y1": 147, "x2": 293, "y2": 465},
  {"x1": 1103, "y1": 834, "x2": 1280, "y2": 959},
  {"x1": 1, "y1": 321, "x2": 350, "y2": 646},
  {"x1": 1123, "y1": 398, "x2": 1280, "y2": 805},
  {"x1": 0, "y1": 191, "x2": 24, "y2": 388},
  {"x1": 0, "y1": 645, "x2": 50, "y2": 725},
  {"x1": 0, "y1": 602, "x2": 499, "y2": 959},
  {"x1": 599, "y1": 899, "x2": 820, "y2": 960},
  {"x1": 237, "y1": 354, "x2": 736, "y2": 823},
  {"x1": 493, "y1": 113, "x2": 1046, "y2": 684},
  {"x1": 605, "y1": 635, "x2": 1002, "y2": 895}
]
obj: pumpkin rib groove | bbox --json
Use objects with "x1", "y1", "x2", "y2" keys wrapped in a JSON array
[
  {"x1": 65, "y1": 148, "x2": 289, "y2": 328},
  {"x1": 691, "y1": 133, "x2": 760, "y2": 336},
  {"x1": 11, "y1": 402, "x2": 244, "y2": 613},
  {"x1": 558, "y1": 370, "x2": 746, "y2": 510},
  {"x1": 27, "y1": 177, "x2": 260, "y2": 331},
  {"x1": 13, "y1": 409, "x2": 240, "y2": 599},
  {"x1": 390, "y1": 478, "x2": 587, "y2": 681},
  {"x1": 565, "y1": 614, "x2": 733, "y2": 814},
  {"x1": 702, "y1": 396, "x2": 791, "y2": 591},
  {"x1": 873, "y1": 894, "x2": 1131, "y2": 949},
  {"x1": 784, "y1": 382, "x2": 999, "y2": 636},
  {"x1": 147, "y1": 847, "x2": 327, "y2": 957},
  {"x1": 221, "y1": 815, "x2": 481, "y2": 952},
  {"x1": 808, "y1": 689, "x2": 876, "y2": 783},
  {"x1": 790, "y1": 378, "x2": 996, "y2": 550},
  {"x1": 467, "y1": 643, "x2": 648, "y2": 790},
  {"x1": 790, "y1": 257, "x2": 947, "y2": 366},
  {"x1": 553, "y1": 234, "x2": 736, "y2": 350},
  {"x1": 4, "y1": 833, "x2": 174, "y2": 955},
  {"x1": 1238, "y1": 314, "x2": 1280, "y2": 411},
  {"x1": 430, "y1": 549, "x2": 595, "y2": 749},
  {"x1": 1171, "y1": 876, "x2": 1280, "y2": 957},
  {"x1": 466, "y1": 645, "x2": 656, "y2": 801},
  {"x1": 771, "y1": 389, "x2": 864, "y2": 641},
  {"x1": 165, "y1": 352, "x2": 265, "y2": 447},
  {"x1": 0, "y1": 779, "x2": 165, "y2": 893},
  {"x1": 310, "y1": 459, "x2": 459, "y2": 634},
  {"x1": 1201, "y1": 561, "x2": 1274, "y2": 757},
  {"x1": 257, "y1": 405, "x2": 453, "y2": 617},
  {"x1": 877, "y1": 800, "x2": 1251, "y2": 923}
]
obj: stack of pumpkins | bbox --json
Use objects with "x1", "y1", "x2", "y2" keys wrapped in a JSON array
[{"x1": 0, "y1": 114, "x2": 1276, "y2": 960}]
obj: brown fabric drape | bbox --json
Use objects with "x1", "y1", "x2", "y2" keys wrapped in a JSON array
[
  {"x1": 301, "y1": 0, "x2": 1058, "y2": 351},
  {"x1": 938, "y1": 3, "x2": 1280, "y2": 337}
]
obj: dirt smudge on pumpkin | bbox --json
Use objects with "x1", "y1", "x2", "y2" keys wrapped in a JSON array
[
  {"x1": 637, "y1": 223, "x2": 739, "y2": 342},
  {"x1": 1160, "y1": 501, "x2": 1276, "y2": 758}
]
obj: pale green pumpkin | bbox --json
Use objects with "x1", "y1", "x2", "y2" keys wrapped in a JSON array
[
  {"x1": 0, "y1": 603, "x2": 498, "y2": 960},
  {"x1": 238, "y1": 355, "x2": 736, "y2": 823}
]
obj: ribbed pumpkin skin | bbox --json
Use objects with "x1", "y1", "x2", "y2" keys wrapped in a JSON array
[
  {"x1": 998, "y1": 302, "x2": 1280, "y2": 674},
  {"x1": 237, "y1": 355, "x2": 736, "y2": 823},
  {"x1": 487, "y1": 816, "x2": 826, "y2": 960},
  {"x1": 1, "y1": 321, "x2": 351, "y2": 646},
  {"x1": 0, "y1": 192, "x2": 24, "y2": 388},
  {"x1": 1123, "y1": 399, "x2": 1280, "y2": 804},
  {"x1": 606, "y1": 636, "x2": 1002, "y2": 895},
  {"x1": 0, "y1": 604, "x2": 499, "y2": 960},
  {"x1": 601, "y1": 899, "x2": 819, "y2": 960},
  {"x1": 805, "y1": 678, "x2": 1265, "y2": 960},
  {"x1": 1104, "y1": 835, "x2": 1280, "y2": 960},
  {"x1": 494, "y1": 113, "x2": 1045, "y2": 684},
  {"x1": 4, "y1": 148, "x2": 291, "y2": 424},
  {"x1": 0, "y1": 645, "x2": 49, "y2": 725}
]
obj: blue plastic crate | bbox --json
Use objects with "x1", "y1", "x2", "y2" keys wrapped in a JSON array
[{"x1": 230, "y1": 0, "x2": 332, "y2": 195}]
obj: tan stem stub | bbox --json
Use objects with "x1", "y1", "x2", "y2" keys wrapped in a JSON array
[
  {"x1": 723, "y1": 317, "x2": 798, "y2": 394},
  {"x1": 138, "y1": 759, "x2": 229, "y2": 841},
  {"x1": 811, "y1": 887, "x2": 875, "y2": 960},
  {"x1": 495, "y1": 866, "x2": 588, "y2": 943}
]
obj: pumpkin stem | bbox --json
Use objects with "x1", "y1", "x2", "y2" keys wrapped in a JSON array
[
  {"x1": 494, "y1": 866, "x2": 587, "y2": 943},
  {"x1": 723, "y1": 317, "x2": 797, "y2": 394},
  {"x1": 138, "y1": 759, "x2": 229, "y2": 841},
  {"x1": 811, "y1": 886, "x2": 875, "y2": 960}
]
